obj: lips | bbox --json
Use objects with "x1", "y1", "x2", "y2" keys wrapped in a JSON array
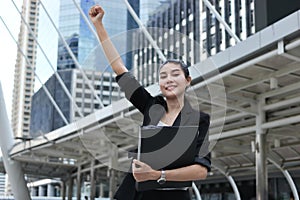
[{"x1": 165, "y1": 85, "x2": 176, "y2": 91}]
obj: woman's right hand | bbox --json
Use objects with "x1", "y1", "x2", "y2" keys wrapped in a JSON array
[
  {"x1": 88, "y1": 4, "x2": 128, "y2": 75},
  {"x1": 89, "y1": 5, "x2": 105, "y2": 25}
]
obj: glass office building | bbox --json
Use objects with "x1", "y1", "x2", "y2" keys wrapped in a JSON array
[
  {"x1": 57, "y1": 0, "x2": 96, "y2": 70},
  {"x1": 139, "y1": 0, "x2": 162, "y2": 24},
  {"x1": 131, "y1": 0, "x2": 255, "y2": 85},
  {"x1": 57, "y1": 0, "x2": 138, "y2": 71}
]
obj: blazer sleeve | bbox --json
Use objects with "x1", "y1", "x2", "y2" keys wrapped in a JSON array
[
  {"x1": 194, "y1": 112, "x2": 211, "y2": 172},
  {"x1": 116, "y1": 72, "x2": 154, "y2": 114}
]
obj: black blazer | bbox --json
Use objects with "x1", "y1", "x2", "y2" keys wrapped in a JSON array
[{"x1": 114, "y1": 72, "x2": 211, "y2": 200}]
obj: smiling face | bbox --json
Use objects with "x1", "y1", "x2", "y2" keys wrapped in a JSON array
[{"x1": 159, "y1": 62, "x2": 191, "y2": 100}]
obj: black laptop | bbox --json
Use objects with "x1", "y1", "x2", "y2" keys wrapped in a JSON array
[{"x1": 136, "y1": 125, "x2": 199, "y2": 191}]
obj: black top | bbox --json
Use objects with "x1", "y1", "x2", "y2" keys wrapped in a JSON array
[{"x1": 114, "y1": 72, "x2": 211, "y2": 200}]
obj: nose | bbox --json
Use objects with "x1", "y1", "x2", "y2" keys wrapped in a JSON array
[{"x1": 165, "y1": 75, "x2": 173, "y2": 83}]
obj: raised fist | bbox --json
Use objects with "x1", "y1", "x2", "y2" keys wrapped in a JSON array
[{"x1": 89, "y1": 5, "x2": 105, "y2": 24}]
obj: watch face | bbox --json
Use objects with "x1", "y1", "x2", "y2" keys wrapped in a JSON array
[{"x1": 157, "y1": 178, "x2": 166, "y2": 184}]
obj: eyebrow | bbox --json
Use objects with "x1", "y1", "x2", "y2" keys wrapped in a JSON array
[{"x1": 160, "y1": 69, "x2": 181, "y2": 74}]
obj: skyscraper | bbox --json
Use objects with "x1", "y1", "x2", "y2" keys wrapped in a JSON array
[
  {"x1": 30, "y1": 69, "x2": 122, "y2": 137},
  {"x1": 139, "y1": 0, "x2": 162, "y2": 24},
  {"x1": 131, "y1": 0, "x2": 255, "y2": 85},
  {"x1": 57, "y1": 0, "x2": 137, "y2": 72},
  {"x1": 57, "y1": 0, "x2": 96, "y2": 70},
  {"x1": 11, "y1": 0, "x2": 40, "y2": 138}
]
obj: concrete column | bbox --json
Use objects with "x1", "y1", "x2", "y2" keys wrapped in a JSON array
[
  {"x1": 30, "y1": 187, "x2": 37, "y2": 196},
  {"x1": 256, "y1": 98, "x2": 268, "y2": 200},
  {"x1": 67, "y1": 178, "x2": 74, "y2": 200},
  {"x1": 0, "y1": 83, "x2": 31, "y2": 200},
  {"x1": 61, "y1": 180, "x2": 66, "y2": 200},
  {"x1": 76, "y1": 165, "x2": 82, "y2": 200},
  {"x1": 47, "y1": 184, "x2": 55, "y2": 197},
  {"x1": 38, "y1": 185, "x2": 45, "y2": 196},
  {"x1": 90, "y1": 160, "x2": 96, "y2": 200},
  {"x1": 108, "y1": 145, "x2": 118, "y2": 199},
  {"x1": 99, "y1": 183, "x2": 104, "y2": 197},
  {"x1": 30, "y1": 187, "x2": 34, "y2": 196},
  {"x1": 108, "y1": 168, "x2": 116, "y2": 199}
]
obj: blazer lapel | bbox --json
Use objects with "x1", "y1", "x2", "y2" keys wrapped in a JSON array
[{"x1": 173, "y1": 100, "x2": 199, "y2": 126}]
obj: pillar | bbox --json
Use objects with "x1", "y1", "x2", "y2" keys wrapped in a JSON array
[
  {"x1": 30, "y1": 187, "x2": 37, "y2": 196},
  {"x1": 61, "y1": 180, "x2": 66, "y2": 200},
  {"x1": 0, "y1": 83, "x2": 31, "y2": 199},
  {"x1": 90, "y1": 160, "x2": 96, "y2": 200},
  {"x1": 256, "y1": 98, "x2": 268, "y2": 200},
  {"x1": 99, "y1": 183, "x2": 104, "y2": 197},
  {"x1": 108, "y1": 144, "x2": 118, "y2": 199},
  {"x1": 67, "y1": 178, "x2": 73, "y2": 200},
  {"x1": 76, "y1": 165, "x2": 82, "y2": 200},
  {"x1": 38, "y1": 185, "x2": 45, "y2": 196},
  {"x1": 108, "y1": 168, "x2": 116, "y2": 199},
  {"x1": 47, "y1": 184, "x2": 55, "y2": 197}
]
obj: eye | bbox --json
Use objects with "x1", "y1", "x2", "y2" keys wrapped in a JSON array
[
  {"x1": 172, "y1": 72, "x2": 180, "y2": 77},
  {"x1": 159, "y1": 72, "x2": 167, "y2": 79}
]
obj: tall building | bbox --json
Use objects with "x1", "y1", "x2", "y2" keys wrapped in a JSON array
[
  {"x1": 30, "y1": 69, "x2": 123, "y2": 137},
  {"x1": 139, "y1": 0, "x2": 164, "y2": 24},
  {"x1": 131, "y1": 0, "x2": 255, "y2": 85},
  {"x1": 57, "y1": 0, "x2": 96, "y2": 70},
  {"x1": 30, "y1": 0, "x2": 142, "y2": 137},
  {"x1": 57, "y1": 0, "x2": 139, "y2": 71},
  {"x1": 200, "y1": 0, "x2": 255, "y2": 56},
  {"x1": 11, "y1": 0, "x2": 40, "y2": 138}
]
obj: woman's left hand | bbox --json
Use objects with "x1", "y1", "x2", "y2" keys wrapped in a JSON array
[{"x1": 132, "y1": 159, "x2": 160, "y2": 182}]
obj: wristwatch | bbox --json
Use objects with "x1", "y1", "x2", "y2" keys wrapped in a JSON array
[{"x1": 157, "y1": 170, "x2": 166, "y2": 184}]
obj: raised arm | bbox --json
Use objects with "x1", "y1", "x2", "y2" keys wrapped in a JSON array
[{"x1": 89, "y1": 5, "x2": 128, "y2": 75}]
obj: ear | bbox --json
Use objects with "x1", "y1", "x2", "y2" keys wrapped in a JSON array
[{"x1": 186, "y1": 76, "x2": 192, "y2": 86}]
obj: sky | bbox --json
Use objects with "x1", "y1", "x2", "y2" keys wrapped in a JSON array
[
  {"x1": 0, "y1": 0, "x2": 59, "y2": 122},
  {"x1": 0, "y1": 0, "x2": 23, "y2": 121}
]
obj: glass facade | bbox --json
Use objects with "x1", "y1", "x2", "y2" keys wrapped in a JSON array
[
  {"x1": 57, "y1": 0, "x2": 138, "y2": 71},
  {"x1": 30, "y1": 69, "x2": 123, "y2": 137},
  {"x1": 139, "y1": 0, "x2": 162, "y2": 24},
  {"x1": 30, "y1": 70, "x2": 73, "y2": 137},
  {"x1": 131, "y1": 0, "x2": 255, "y2": 85},
  {"x1": 57, "y1": 0, "x2": 96, "y2": 70}
]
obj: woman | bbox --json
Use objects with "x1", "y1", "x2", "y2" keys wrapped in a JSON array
[{"x1": 89, "y1": 5, "x2": 211, "y2": 200}]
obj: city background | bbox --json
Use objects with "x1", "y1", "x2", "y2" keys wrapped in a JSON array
[{"x1": 0, "y1": 0, "x2": 300, "y2": 199}]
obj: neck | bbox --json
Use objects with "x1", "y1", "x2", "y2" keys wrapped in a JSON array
[{"x1": 166, "y1": 95, "x2": 185, "y2": 113}]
